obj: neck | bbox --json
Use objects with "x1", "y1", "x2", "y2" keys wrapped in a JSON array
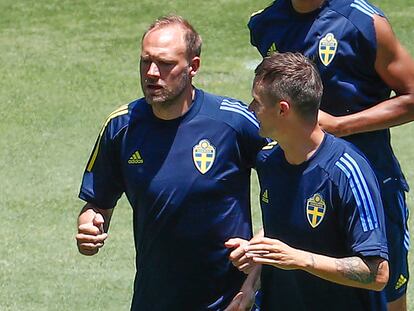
[
  {"x1": 278, "y1": 124, "x2": 325, "y2": 165},
  {"x1": 151, "y1": 87, "x2": 195, "y2": 120},
  {"x1": 291, "y1": 0, "x2": 326, "y2": 13}
]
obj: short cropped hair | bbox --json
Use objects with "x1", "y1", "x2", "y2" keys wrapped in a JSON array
[
  {"x1": 254, "y1": 52, "x2": 323, "y2": 122},
  {"x1": 143, "y1": 15, "x2": 202, "y2": 59}
]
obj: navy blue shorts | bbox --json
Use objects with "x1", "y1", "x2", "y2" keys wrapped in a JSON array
[{"x1": 381, "y1": 185, "x2": 410, "y2": 302}]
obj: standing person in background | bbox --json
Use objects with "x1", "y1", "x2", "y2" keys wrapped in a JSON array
[
  {"x1": 248, "y1": 1, "x2": 414, "y2": 309},
  {"x1": 75, "y1": 15, "x2": 266, "y2": 310}
]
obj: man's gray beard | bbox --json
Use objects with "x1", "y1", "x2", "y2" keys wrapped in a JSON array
[
  {"x1": 145, "y1": 91, "x2": 181, "y2": 108},
  {"x1": 144, "y1": 73, "x2": 190, "y2": 107}
]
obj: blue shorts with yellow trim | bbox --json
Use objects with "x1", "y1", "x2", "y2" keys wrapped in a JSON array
[{"x1": 382, "y1": 186, "x2": 410, "y2": 302}]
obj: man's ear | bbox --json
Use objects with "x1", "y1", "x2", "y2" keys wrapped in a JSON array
[
  {"x1": 189, "y1": 56, "x2": 201, "y2": 78},
  {"x1": 278, "y1": 100, "x2": 291, "y2": 116}
]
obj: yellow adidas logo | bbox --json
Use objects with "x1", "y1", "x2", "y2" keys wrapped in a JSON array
[
  {"x1": 395, "y1": 274, "x2": 407, "y2": 290},
  {"x1": 262, "y1": 190, "x2": 269, "y2": 203},
  {"x1": 128, "y1": 151, "x2": 144, "y2": 164},
  {"x1": 267, "y1": 43, "x2": 278, "y2": 56}
]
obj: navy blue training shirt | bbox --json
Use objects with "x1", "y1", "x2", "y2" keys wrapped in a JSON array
[
  {"x1": 256, "y1": 134, "x2": 388, "y2": 311},
  {"x1": 79, "y1": 88, "x2": 266, "y2": 310}
]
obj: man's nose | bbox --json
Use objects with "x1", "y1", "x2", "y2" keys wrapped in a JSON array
[{"x1": 147, "y1": 62, "x2": 160, "y2": 77}]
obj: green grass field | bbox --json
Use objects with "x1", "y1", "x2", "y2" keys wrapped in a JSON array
[{"x1": 0, "y1": 0, "x2": 413, "y2": 310}]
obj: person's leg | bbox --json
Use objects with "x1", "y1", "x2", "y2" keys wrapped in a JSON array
[{"x1": 382, "y1": 188, "x2": 410, "y2": 311}]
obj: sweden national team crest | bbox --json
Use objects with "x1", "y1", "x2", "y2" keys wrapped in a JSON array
[
  {"x1": 306, "y1": 193, "x2": 326, "y2": 228},
  {"x1": 193, "y1": 139, "x2": 216, "y2": 174},
  {"x1": 319, "y1": 33, "x2": 338, "y2": 66}
]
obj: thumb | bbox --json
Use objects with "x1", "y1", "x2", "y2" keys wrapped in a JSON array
[
  {"x1": 225, "y1": 238, "x2": 242, "y2": 249},
  {"x1": 93, "y1": 213, "x2": 105, "y2": 229}
]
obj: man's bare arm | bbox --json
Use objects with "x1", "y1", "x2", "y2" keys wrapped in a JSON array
[
  {"x1": 245, "y1": 237, "x2": 389, "y2": 291},
  {"x1": 318, "y1": 15, "x2": 414, "y2": 137}
]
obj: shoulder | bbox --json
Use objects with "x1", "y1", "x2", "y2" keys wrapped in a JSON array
[
  {"x1": 327, "y1": 0, "x2": 386, "y2": 40},
  {"x1": 249, "y1": 0, "x2": 288, "y2": 22},
  {"x1": 100, "y1": 98, "x2": 146, "y2": 139},
  {"x1": 256, "y1": 141, "x2": 281, "y2": 164},
  {"x1": 248, "y1": 0, "x2": 290, "y2": 35},
  {"x1": 328, "y1": 0, "x2": 385, "y2": 19},
  {"x1": 324, "y1": 136, "x2": 383, "y2": 233},
  {"x1": 198, "y1": 89, "x2": 260, "y2": 132},
  {"x1": 320, "y1": 134, "x2": 376, "y2": 186}
]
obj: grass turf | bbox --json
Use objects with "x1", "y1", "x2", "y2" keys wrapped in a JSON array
[{"x1": 0, "y1": 0, "x2": 413, "y2": 310}]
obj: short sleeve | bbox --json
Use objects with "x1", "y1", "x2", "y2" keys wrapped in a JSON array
[
  {"x1": 334, "y1": 152, "x2": 388, "y2": 259},
  {"x1": 79, "y1": 121, "x2": 125, "y2": 209},
  {"x1": 248, "y1": 5, "x2": 271, "y2": 57}
]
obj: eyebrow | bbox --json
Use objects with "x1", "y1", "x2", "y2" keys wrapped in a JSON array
[{"x1": 140, "y1": 54, "x2": 177, "y2": 63}]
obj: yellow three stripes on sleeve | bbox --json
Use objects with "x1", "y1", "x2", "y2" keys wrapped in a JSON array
[{"x1": 86, "y1": 104, "x2": 129, "y2": 172}]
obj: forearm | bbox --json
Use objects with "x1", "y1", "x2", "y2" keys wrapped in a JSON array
[
  {"x1": 331, "y1": 94, "x2": 414, "y2": 137},
  {"x1": 243, "y1": 264, "x2": 261, "y2": 291},
  {"x1": 246, "y1": 237, "x2": 389, "y2": 291},
  {"x1": 300, "y1": 251, "x2": 389, "y2": 291},
  {"x1": 225, "y1": 265, "x2": 262, "y2": 311}
]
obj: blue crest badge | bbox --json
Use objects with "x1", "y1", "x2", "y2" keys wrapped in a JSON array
[
  {"x1": 319, "y1": 33, "x2": 338, "y2": 66},
  {"x1": 193, "y1": 139, "x2": 216, "y2": 174},
  {"x1": 306, "y1": 193, "x2": 326, "y2": 228}
]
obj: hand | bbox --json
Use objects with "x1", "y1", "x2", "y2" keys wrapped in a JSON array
[
  {"x1": 76, "y1": 212, "x2": 108, "y2": 256},
  {"x1": 245, "y1": 237, "x2": 306, "y2": 270},
  {"x1": 225, "y1": 238, "x2": 255, "y2": 274},
  {"x1": 224, "y1": 290, "x2": 255, "y2": 311},
  {"x1": 318, "y1": 110, "x2": 343, "y2": 137}
]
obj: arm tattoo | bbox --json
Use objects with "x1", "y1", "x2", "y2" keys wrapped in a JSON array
[{"x1": 335, "y1": 257, "x2": 376, "y2": 284}]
